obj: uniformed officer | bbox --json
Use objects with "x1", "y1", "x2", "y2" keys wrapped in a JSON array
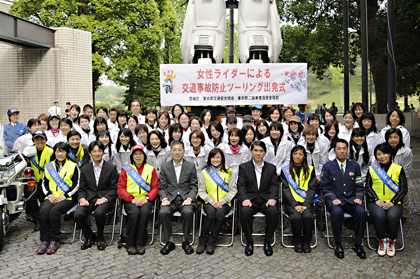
[
  {"x1": 3, "y1": 108, "x2": 28, "y2": 153},
  {"x1": 320, "y1": 138, "x2": 367, "y2": 259}
]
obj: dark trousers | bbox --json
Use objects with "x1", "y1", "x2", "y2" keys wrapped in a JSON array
[
  {"x1": 124, "y1": 201, "x2": 152, "y2": 246},
  {"x1": 285, "y1": 203, "x2": 314, "y2": 245},
  {"x1": 327, "y1": 202, "x2": 367, "y2": 245},
  {"x1": 73, "y1": 200, "x2": 112, "y2": 240},
  {"x1": 368, "y1": 202, "x2": 403, "y2": 240},
  {"x1": 159, "y1": 196, "x2": 194, "y2": 242},
  {"x1": 240, "y1": 197, "x2": 279, "y2": 243},
  {"x1": 39, "y1": 199, "x2": 73, "y2": 242},
  {"x1": 24, "y1": 181, "x2": 44, "y2": 222},
  {"x1": 201, "y1": 203, "x2": 230, "y2": 243}
]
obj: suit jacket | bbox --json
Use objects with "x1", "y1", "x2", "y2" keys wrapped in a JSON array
[
  {"x1": 159, "y1": 158, "x2": 198, "y2": 202},
  {"x1": 237, "y1": 160, "x2": 279, "y2": 203},
  {"x1": 78, "y1": 160, "x2": 119, "y2": 204},
  {"x1": 321, "y1": 159, "x2": 363, "y2": 205}
]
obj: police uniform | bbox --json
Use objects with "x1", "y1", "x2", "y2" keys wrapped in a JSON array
[
  {"x1": 320, "y1": 158, "x2": 366, "y2": 245},
  {"x1": 3, "y1": 121, "x2": 28, "y2": 151}
]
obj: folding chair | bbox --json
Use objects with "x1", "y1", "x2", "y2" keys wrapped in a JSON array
[
  {"x1": 159, "y1": 209, "x2": 195, "y2": 246},
  {"x1": 239, "y1": 206, "x2": 276, "y2": 247},
  {"x1": 59, "y1": 204, "x2": 78, "y2": 244},
  {"x1": 324, "y1": 201, "x2": 355, "y2": 249},
  {"x1": 198, "y1": 199, "x2": 236, "y2": 247}
]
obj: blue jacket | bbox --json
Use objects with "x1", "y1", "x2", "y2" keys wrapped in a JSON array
[
  {"x1": 3, "y1": 122, "x2": 28, "y2": 150},
  {"x1": 321, "y1": 158, "x2": 364, "y2": 205}
]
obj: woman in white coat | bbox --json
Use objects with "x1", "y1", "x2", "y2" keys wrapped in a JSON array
[
  {"x1": 184, "y1": 129, "x2": 211, "y2": 179},
  {"x1": 338, "y1": 111, "x2": 355, "y2": 144},
  {"x1": 360, "y1": 112, "x2": 383, "y2": 151},
  {"x1": 112, "y1": 128, "x2": 137, "y2": 173},
  {"x1": 347, "y1": 128, "x2": 371, "y2": 184},
  {"x1": 145, "y1": 130, "x2": 171, "y2": 176},
  {"x1": 380, "y1": 109, "x2": 411, "y2": 148},
  {"x1": 206, "y1": 121, "x2": 228, "y2": 149},
  {"x1": 219, "y1": 128, "x2": 251, "y2": 178}
]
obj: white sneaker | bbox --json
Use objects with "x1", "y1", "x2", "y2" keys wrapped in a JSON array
[
  {"x1": 377, "y1": 238, "x2": 387, "y2": 256},
  {"x1": 387, "y1": 238, "x2": 395, "y2": 257}
]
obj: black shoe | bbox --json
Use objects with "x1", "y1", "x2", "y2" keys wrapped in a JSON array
[
  {"x1": 33, "y1": 222, "x2": 40, "y2": 232},
  {"x1": 182, "y1": 241, "x2": 194, "y2": 255},
  {"x1": 81, "y1": 234, "x2": 97, "y2": 250},
  {"x1": 335, "y1": 242, "x2": 344, "y2": 259},
  {"x1": 126, "y1": 246, "x2": 137, "y2": 255},
  {"x1": 97, "y1": 241, "x2": 106, "y2": 251},
  {"x1": 206, "y1": 243, "x2": 215, "y2": 255},
  {"x1": 303, "y1": 243, "x2": 311, "y2": 253},
  {"x1": 353, "y1": 244, "x2": 366, "y2": 259},
  {"x1": 136, "y1": 245, "x2": 145, "y2": 255},
  {"x1": 245, "y1": 241, "x2": 253, "y2": 256},
  {"x1": 263, "y1": 241, "x2": 273, "y2": 256},
  {"x1": 36, "y1": 241, "x2": 49, "y2": 254},
  {"x1": 196, "y1": 237, "x2": 207, "y2": 254},
  {"x1": 294, "y1": 243, "x2": 303, "y2": 253},
  {"x1": 160, "y1": 242, "x2": 175, "y2": 255}
]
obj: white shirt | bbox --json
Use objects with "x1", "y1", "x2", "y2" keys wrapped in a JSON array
[
  {"x1": 48, "y1": 106, "x2": 61, "y2": 116},
  {"x1": 173, "y1": 160, "x2": 183, "y2": 185},
  {"x1": 253, "y1": 160, "x2": 264, "y2": 189},
  {"x1": 92, "y1": 160, "x2": 104, "y2": 186},
  {"x1": 336, "y1": 159, "x2": 347, "y2": 174}
]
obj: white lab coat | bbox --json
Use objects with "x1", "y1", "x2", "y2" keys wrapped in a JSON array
[
  {"x1": 262, "y1": 136, "x2": 294, "y2": 175},
  {"x1": 145, "y1": 146, "x2": 171, "y2": 176},
  {"x1": 219, "y1": 143, "x2": 251, "y2": 178},
  {"x1": 184, "y1": 145, "x2": 212, "y2": 179},
  {"x1": 297, "y1": 137, "x2": 328, "y2": 179}
]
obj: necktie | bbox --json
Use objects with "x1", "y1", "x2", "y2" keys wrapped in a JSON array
[{"x1": 340, "y1": 164, "x2": 344, "y2": 176}]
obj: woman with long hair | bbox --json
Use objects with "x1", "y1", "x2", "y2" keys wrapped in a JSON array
[
  {"x1": 267, "y1": 106, "x2": 282, "y2": 125},
  {"x1": 287, "y1": 116, "x2": 304, "y2": 146},
  {"x1": 117, "y1": 110, "x2": 129, "y2": 130},
  {"x1": 179, "y1": 112, "x2": 191, "y2": 143},
  {"x1": 79, "y1": 115, "x2": 95, "y2": 146},
  {"x1": 255, "y1": 119, "x2": 269, "y2": 140},
  {"x1": 220, "y1": 128, "x2": 251, "y2": 177},
  {"x1": 206, "y1": 121, "x2": 227, "y2": 148},
  {"x1": 156, "y1": 111, "x2": 171, "y2": 143},
  {"x1": 282, "y1": 106, "x2": 295, "y2": 134},
  {"x1": 54, "y1": 118, "x2": 73, "y2": 144},
  {"x1": 365, "y1": 143, "x2": 407, "y2": 257},
  {"x1": 171, "y1": 104, "x2": 184, "y2": 124},
  {"x1": 96, "y1": 130, "x2": 113, "y2": 162},
  {"x1": 145, "y1": 108, "x2": 158, "y2": 132},
  {"x1": 184, "y1": 129, "x2": 211, "y2": 179},
  {"x1": 45, "y1": 114, "x2": 61, "y2": 147},
  {"x1": 308, "y1": 113, "x2": 324, "y2": 135},
  {"x1": 242, "y1": 125, "x2": 256, "y2": 149},
  {"x1": 381, "y1": 109, "x2": 411, "y2": 148},
  {"x1": 324, "y1": 120, "x2": 340, "y2": 160},
  {"x1": 112, "y1": 128, "x2": 137, "y2": 173},
  {"x1": 127, "y1": 115, "x2": 139, "y2": 136},
  {"x1": 168, "y1": 123, "x2": 190, "y2": 150},
  {"x1": 135, "y1": 124, "x2": 149, "y2": 148},
  {"x1": 360, "y1": 112, "x2": 383, "y2": 151},
  {"x1": 348, "y1": 128, "x2": 371, "y2": 183},
  {"x1": 322, "y1": 109, "x2": 336, "y2": 125},
  {"x1": 196, "y1": 148, "x2": 237, "y2": 255},
  {"x1": 200, "y1": 109, "x2": 214, "y2": 130},
  {"x1": 145, "y1": 130, "x2": 171, "y2": 176},
  {"x1": 338, "y1": 111, "x2": 355, "y2": 144},
  {"x1": 281, "y1": 145, "x2": 316, "y2": 253},
  {"x1": 350, "y1": 102, "x2": 366, "y2": 128},
  {"x1": 68, "y1": 104, "x2": 81, "y2": 131}
]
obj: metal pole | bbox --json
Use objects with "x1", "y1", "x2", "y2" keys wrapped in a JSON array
[
  {"x1": 361, "y1": 0, "x2": 369, "y2": 107},
  {"x1": 343, "y1": 0, "x2": 350, "y2": 112},
  {"x1": 229, "y1": 8, "x2": 234, "y2": 63},
  {"x1": 388, "y1": 0, "x2": 396, "y2": 111}
]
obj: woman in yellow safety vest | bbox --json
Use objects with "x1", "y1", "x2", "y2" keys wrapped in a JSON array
[
  {"x1": 365, "y1": 143, "x2": 407, "y2": 258},
  {"x1": 281, "y1": 145, "x2": 316, "y2": 254},
  {"x1": 117, "y1": 145, "x2": 159, "y2": 255},
  {"x1": 37, "y1": 142, "x2": 80, "y2": 255},
  {"x1": 197, "y1": 148, "x2": 237, "y2": 255},
  {"x1": 66, "y1": 130, "x2": 90, "y2": 169}
]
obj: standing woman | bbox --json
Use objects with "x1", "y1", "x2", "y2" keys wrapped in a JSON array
[
  {"x1": 287, "y1": 116, "x2": 304, "y2": 146},
  {"x1": 196, "y1": 148, "x2": 237, "y2": 254},
  {"x1": 96, "y1": 130, "x2": 113, "y2": 162},
  {"x1": 118, "y1": 145, "x2": 159, "y2": 255},
  {"x1": 117, "y1": 110, "x2": 129, "y2": 130},
  {"x1": 179, "y1": 112, "x2": 191, "y2": 143},
  {"x1": 338, "y1": 111, "x2": 355, "y2": 143},
  {"x1": 262, "y1": 122, "x2": 294, "y2": 174},
  {"x1": 145, "y1": 130, "x2": 171, "y2": 176},
  {"x1": 267, "y1": 106, "x2": 282, "y2": 125},
  {"x1": 381, "y1": 109, "x2": 410, "y2": 148},
  {"x1": 171, "y1": 104, "x2": 184, "y2": 124},
  {"x1": 37, "y1": 142, "x2": 79, "y2": 254},
  {"x1": 68, "y1": 104, "x2": 81, "y2": 132},
  {"x1": 156, "y1": 111, "x2": 171, "y2": 143},
  {"x1": 255, "y1": 120, "x2": 269, "y2": 140},
  {"x1": 37, "y1": 114, "x2": 49, "y2": 132},
  {"x1": 127, "y1": 115, "x2": 139, "y2": 137},
  {"x1": 45, "y1": 114, "x2": 61, "y2": 147},
  {"x1": 282, "y1": 106, "x2": 295, "y2": 134},
  {"x1": 112, "y1": 128, "x2": 137, "y2": 173},
  {"x1": 324, "y1": 120, "x2": 340, "y2": 160},
  {"x1": 145, "y1": 108, "x2": 158, "y2": 132},
  {"x1": 348, "y1": 128, "x2": 371, "y2": 183},
  {"x1": 308, "y1": 114, "x2": 324, "y2": 136},
  {"x1": 67, "y1": 130, "x2": 90, "y2": 168},
  {"x1": 78, "y1": 115, "x2": 95, "y2": 146},
  {"x1": 200, "y1": 109, "x2": 214, "y2": 130},
  {"x1": 242, "y1": 125, "x2": 256, "y2": 149},
  {"x1": 54, "y1": 118, "x2": 73, "y2": 144},
  {"x1": 351, "y1": 102, "x2": 367, "y2": 128},
  {"x1": 365, "y1": 143, "x2": 407, "y2": 257},
  {"x1": 360, "y1": 112, "x2": 383, "y2": 151},
  {"x1": 93, "y1": 117, "x2": 109, "y2": 136},
  {"x1": 281, "y1": 145, "x2": 316, "y2": 253},
  {"x1": 322, "y1": 109, "x2": 336, "y2": 125},
  {"x1": 220, "y1": 128, "x2": 251, "y2": 177},
  {"x1": 168, "y1": 123, "x2": 189, "y2": 149},
  {"x1": 206, "y1": 121, "x2": 227, "y2": 148},
  {"x1": 184, "y1": 129, "x2": 211, "y2": 179},
  {"x1": 190, "y1": 116, "x2": 210, "y2": 144},
  {"x1": 135, "y1": 124, "x2": 149, "y2": 147}
]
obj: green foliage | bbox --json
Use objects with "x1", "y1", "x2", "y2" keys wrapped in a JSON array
[{"x1": 224, "y1": 13, "x2": 239, "y2": 63}]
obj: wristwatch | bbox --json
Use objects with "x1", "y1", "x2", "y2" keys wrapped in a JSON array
[{"x1": 145, "y1": 196, "x2": 149, "y2": 201}]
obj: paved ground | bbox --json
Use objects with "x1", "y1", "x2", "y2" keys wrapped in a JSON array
[{"x1": 1, "y1": 139, "x2": 420, "y2": 279}]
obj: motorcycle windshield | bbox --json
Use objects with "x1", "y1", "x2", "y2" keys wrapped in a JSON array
[{"x1": 0, "y1": 154, "x2": 21, "y2": 171}]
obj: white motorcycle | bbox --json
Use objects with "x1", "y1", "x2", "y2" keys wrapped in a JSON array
[{"x1": 0, "y1": 146, "x2": 37, "y2": 251}]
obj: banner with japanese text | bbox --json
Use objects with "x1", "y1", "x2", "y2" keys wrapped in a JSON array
[{"x1": 160, "y1": 63, "x2": 307, "y2": 106}]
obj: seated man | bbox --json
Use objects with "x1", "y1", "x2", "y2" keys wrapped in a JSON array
[
  {"x1": 238, "y1": 141, "x2": 279, "y2": 257},
  {"x1": 321, "y1": 139, "x2": 367, "y2": 259},
  {"x1": 159, "y1": 140, "x2": 198, "y2": 255},
  {"x1": 74, "y1": 141, "x2": 119, "y2": 250}
]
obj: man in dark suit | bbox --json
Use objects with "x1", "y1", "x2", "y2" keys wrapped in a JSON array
[
  {"x1": 74, "y1": 141, "x2": 118, "y2": 250},
  {"x1": 238, "y1": 141, "x2": 279, "y2": 256},
  {"x1": 321, "y1": 138, "x2": 367, "y2": 259},
  {"x1": 159, "y1": 140, "x2": 198, "y2": 255}
]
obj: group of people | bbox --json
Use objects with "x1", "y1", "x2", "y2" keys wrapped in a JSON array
[{"x1": 1, "y1": 101, "x2": 412, "y2": 259}]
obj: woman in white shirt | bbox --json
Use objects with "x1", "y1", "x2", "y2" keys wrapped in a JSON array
[
  {"x1": 145, "y1": 108, "x2": 158, "y2": 132},
  {"x1": 145, "y1": 130, "x2": 171, "y2": 176},
  {"x1": 112, "y1": 128, "x2": 137, "y2": 173},
  {"x1": 179, "y1": 112, "x2": 191, "y2": 143},
  {"x1": 350, "y1": 102, "x2": 367, "y2": 129},
  {"x1": 168, "y1": 123, "x2": 190, "y2": 150},
  {"x1": 134, "y1": 124, "x2": 149, "y2": 148},
  {"x1": 45, "y1": 114, "x2": 61, "y2": 147},
  {"x1": 190, "y1": 116, "x2": 210, "y2": 145},
  {"x1": 338, "y1": 111, "x2": 355, "y2": 144},
  {"x1": 287, "y1": 116, "x2": 304, "y2": 146},
  {"x1": 348, "y1": 128, "x2": 371, "y2": 183},
  {"x1": 360, "y1": 112, "x2": 383, "y2": 151},
  {"x1": 219, "y1": 128, "x2": 251, "y2": 178},
  {"x1": 96, "y1": 130, "x2": 113, "y2": 162},
  {"x1": 156, "y1": 111, "x2": 171, "y2": 143},
  {"x1": 324, "y1": 121, "x2": 340, "y2": 160},
  {"x1": 206, "y1": 121, "x2": 228, "y2": 149},
  {"x1": 171, "y1": 104, "x2": 184, "y2": 124},
  {"x1": 380, "y1": 109, "x2": 410, "y2": 148},
  {"x1": 78, "y1": 115, "x2": 95, "y2": 146},
  {"x1": 242, "y1": 125, "x2": 256, "y2": 149},
  {"x1": 68, "y1": 104, "x2": 82, "y2": 132},
  {"x1": 200, "y1": 109, "x2": 214, "y2": 131},
  {"x1": 54, "y1": 118, "x2": 73, "y2": 144},
  {"x1": 267, "y1": 106, "x2": 282, "y2": 126},
  {"x1": 184, "y1": 129, "x2": 211, "y2": 179}
]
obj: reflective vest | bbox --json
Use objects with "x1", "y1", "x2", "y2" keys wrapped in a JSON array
[
  {"x1": 44, "y1": 160, "x2": 77, "y2": 200},
  {"x1": 126, "y1": 164, "x2": 154, "y2": 200},
  {"x1": 202, "y1": 167, "x2": 232, "y2": 206},
  {"x1": 369, "y1": 163, "x2": 402, "y2": 204},
  {"x1": 289, "y1": 165, "x2": 314, "y2": 203},
  {"x1": 67, "y1": 144, "x2": 85, "y2": 168},
  {"x1": 31, "y1": 146, "x2": 54, "y2": 182}
]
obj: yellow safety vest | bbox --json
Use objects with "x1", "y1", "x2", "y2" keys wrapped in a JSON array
[
  {"x1": 126, "y1": 164, "x2": 154, "y2": 200},
  {"x1": 31, "y1": 146, "x2": 54, "y2": 182},
  {"x1": 202, "y1": 167, "x2": 232, "y2": 206},
  {"x1": 44, "y1": 160, "x2": 77, "y2": 200},
  {"x1": 289, "y1": 165, "x2": 314, "y2": 203},
  {"x1": 369, "y1": 163, "x2": 402, "y2": 204},
  {"x1": 67, "y1": 144, "x2": 85, "y2": 168}
]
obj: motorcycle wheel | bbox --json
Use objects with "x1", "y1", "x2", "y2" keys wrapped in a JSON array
[{"x1": 0, "y1": 207, "x2": 4, "y2": 252}]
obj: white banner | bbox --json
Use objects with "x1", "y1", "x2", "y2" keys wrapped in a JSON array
[{"x1": 160, "y1": 63, "x2": 307, "y2": 106}]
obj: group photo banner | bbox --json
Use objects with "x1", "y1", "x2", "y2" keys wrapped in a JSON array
[{"x1": 160, "y1": 63, "x2": 307, "y2": 106}]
